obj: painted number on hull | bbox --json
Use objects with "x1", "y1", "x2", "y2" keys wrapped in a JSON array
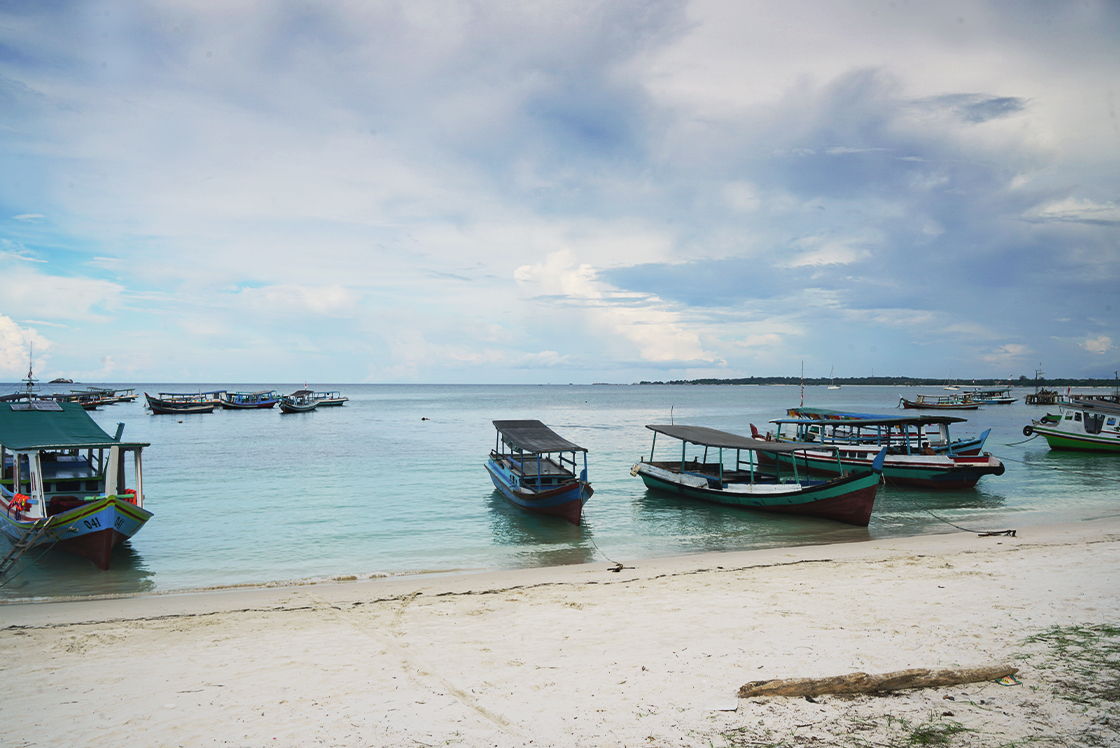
[
  {"x1": 83, "y1": 517, "x2": 102, "y2": 530},
  {"x1": 115, "y1": 517, "x2": 125, "y2": 530}
]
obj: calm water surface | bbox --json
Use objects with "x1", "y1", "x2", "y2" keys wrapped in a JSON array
[{"x1": 2, "y1": 384, "x2": 1117, "y2": 600}]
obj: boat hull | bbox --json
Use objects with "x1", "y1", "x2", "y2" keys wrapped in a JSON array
[
  {"x1": 760, "y1": 450, "x2": 1004, "y2": 489},
  {"x1": 899, "y1": 398, "x2": 979, "y2": 410},
  {"x1": 1028, "y1": 424, "x2": 1120, "y2": 453},
  {"x1": 145, "y1": 394, "x2": 215, "y2": 414},
  {"x1": 632, "y1": 463, "x2": 880, "y2": 526},
  {"x1": 280, "y1": 402, "x2": 318, "y2": 413},
  {"x1": 220, "y1": 400, "x2": 278, "y2": 409},
  {"x1": 485, "y1": 460, "x2": 591, "y2": 525},
  {"x1": 1, "y1": 495, "x2": 152, "y2": 570}
]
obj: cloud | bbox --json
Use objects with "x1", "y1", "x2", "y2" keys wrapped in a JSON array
[
  {"x1": 1025, "y1": 198, "x2": 1120, "y2": 225},
  {"x1": 0, "y1": 2, "x2": 1118, "y2": 382},
  {"x1": 0, "y1": 257, "x2": 123, "y2": 321},
  {"x1": 919, "y1": 94, "x2": 1028, "y2": 124},
  {"x1": 1082, "y1": 336, "x2": 1112, "y2": 355},
  {"x1": 234, "y1": 285, "x2": 363, "y2": 318},
  {"x1": 0, "y1": 315, "x2": 51, "y2": 378}
]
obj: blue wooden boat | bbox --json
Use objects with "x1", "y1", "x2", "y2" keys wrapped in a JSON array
[
  {"x1": 221, "y1": 390, "x2": 280, "y2": 409},
  {"x1": 632, "y1": 424, "x2": 886, "y2": 526},
  {"x1": 485, "y1": 420, "x2": 592, "y2": 525},
  {"x1": 1, "y1": 400, "x2": 151, "y2": 570}
]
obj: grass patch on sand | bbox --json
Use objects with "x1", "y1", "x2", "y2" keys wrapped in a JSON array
[
  {"x1": 1020, "y1": 623, "x2": 1120, "y2": 705},
  {"x1": 721, "y1": 712, "x2": 972, "y2": 748}
]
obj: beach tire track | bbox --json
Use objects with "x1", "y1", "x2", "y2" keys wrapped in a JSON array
[{"x1": 304, "y1": 592, "x2": 522, "y2": 737}]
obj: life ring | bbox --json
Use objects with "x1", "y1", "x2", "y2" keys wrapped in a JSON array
[
  {"x1": 120, "y1": 488, "x2": 137, "y2": 505},
  {"x1": 1022, "y1": 425, "x2": 1033, "y2": 437}
]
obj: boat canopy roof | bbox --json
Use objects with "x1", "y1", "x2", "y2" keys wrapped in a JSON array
[
  {"x1": 645, "y1": 424, "x2": 827, "y2": 454},
  {"x1": 158, "y1": 390, "x2": 225, "y2": 396},
  {"x1": 0, "y1": 400, "x2": 148, "y2": 451},
  {"x1": 771, "y1": 414, "x2": 966, "y2": 427},
  {"x1": 493, "y1": 420, "x2": 586, "y2": 454}
]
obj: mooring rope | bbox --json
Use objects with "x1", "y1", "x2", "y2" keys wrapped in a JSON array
[{"x1": 906, "y1": 499, "x2": 1016, "y2": 537}]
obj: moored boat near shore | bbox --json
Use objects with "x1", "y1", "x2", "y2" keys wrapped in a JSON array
[
  {"x1": 0, "y1": 400, "x2": 151, "y2": 570},
  {"x1": 784, "y1": 407, "x2": 990, "y2": 455},
  {"x1": 757, "y1": 414, "x2": 1004, "y2": 489},
  {"x1": 631, "y1": 424, "x2": 885, "y2": 526},
  {"x1": 486, "y1": 420, "x2": 592, "y2": 525},
  {"x1": 1024, "y1": 401, "x2": 1120, "y2": 452}
]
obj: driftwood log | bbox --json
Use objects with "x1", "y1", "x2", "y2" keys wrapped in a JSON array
[{"x1": 738, "y1": 665, "x2": 1018, "y2": 699}]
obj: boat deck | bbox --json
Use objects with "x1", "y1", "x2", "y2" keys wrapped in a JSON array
[{"x1": 491, "y1": 453, "x2": 574, "y2": 480}]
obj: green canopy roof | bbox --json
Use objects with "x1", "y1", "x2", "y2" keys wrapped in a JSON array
[{"x1": 0, "y1": 400, "x2": 148, "y2": 451}]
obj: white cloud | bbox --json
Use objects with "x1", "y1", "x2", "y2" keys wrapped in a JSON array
[
  {"x1": 0, "y1": 315, "x2": 51, "y2": 378},
  {"x1": 1082, "y1": 336, "x2": 1112, "y2": 354},
  {"x1": 234, "y1": 285, "x2": 363, "y2": 318},
  {"x1": 515, "y1": 249, "x2": 715, "y2": 363},
  {"x1": 0, "y1": 259, "x2": 123, "y2": 321}
]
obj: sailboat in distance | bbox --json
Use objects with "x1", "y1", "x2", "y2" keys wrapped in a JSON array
[{"x1": 828, "y1": 366, "x2": 841, "y2": 390}]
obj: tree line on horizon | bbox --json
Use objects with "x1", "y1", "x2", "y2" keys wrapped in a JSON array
[{"x1": 637, "y1": 374, "x2": 1120, "y2": 387}]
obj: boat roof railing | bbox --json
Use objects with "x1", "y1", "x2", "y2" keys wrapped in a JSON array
[
  {"x1": 493, "y1": 420, "x2": 586, "y2": 454},
  {"x1": 771, "y1": 415, "x2": 967, "y2": 427},
  {"x1": 157, "y1": 390, "x2": 226, "y2": 396},
  {"x1": 645, "y1": 424, "x2": 832, "y2": 455}
]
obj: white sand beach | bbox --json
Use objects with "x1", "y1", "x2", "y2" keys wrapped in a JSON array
[{"x1": 3, "y1": 517, "x2": 1119, "y2": 747}]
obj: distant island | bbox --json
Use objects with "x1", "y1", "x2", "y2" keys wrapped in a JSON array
[{"x1": 637, "y1": 375, "x2": 1120, "y2": 388}]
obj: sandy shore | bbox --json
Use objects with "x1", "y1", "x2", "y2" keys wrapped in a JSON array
[{"x1": 3, "y1": 518, "x2": 1119, "y2": 747}]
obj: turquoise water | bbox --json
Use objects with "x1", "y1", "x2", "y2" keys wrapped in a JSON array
[{"x1": 2, "y1": 383, "x2": 1117, "y2": 600}]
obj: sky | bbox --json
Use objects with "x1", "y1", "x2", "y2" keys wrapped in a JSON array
[{"x1": 1, "y1": 0, "x2": 1118, "y2": 385}]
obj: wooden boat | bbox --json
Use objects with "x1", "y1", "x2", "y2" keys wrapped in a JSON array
[
  {"x1": 144, "y1": 392, "x2": 219, "y2": 414},
  {"x1": 784, "y1": 407, "x2": 989, "y2": 455},
  {"x1": 899, "y1": 393, "x2": 979, "y2": 410},
  {"x1": 961, "y1": 387, "x2": 1017, "y2": 405},
  {"x1": 279, "y1": 391, "x2": 319, "y2": 413},
  {"x1": 311, "y1": 390, "x2": 348, "y2": 406},
  {"x1": 1024, "y1": 402, "x2": 1120, "y2": 452},
  {"x1": 758, "y1": 414, "x2": 1004, "y2": 489},
  {"x1": 0, "y1": 400, "x2": 151, "y2": 570},
  {"x1": 631, "y1": 424, "x2": 885, "y2": 526},
  {"x1": 221, "y1": 390, "x2": 280, "y2": 409},
  {"x1": 485, "y1": 420, "x2": 592, "y2": 525}
]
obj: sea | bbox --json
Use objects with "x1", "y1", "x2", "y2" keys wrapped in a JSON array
[{"x1": 2, "y1": 383, "x2": 1118, "y2": 602}]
